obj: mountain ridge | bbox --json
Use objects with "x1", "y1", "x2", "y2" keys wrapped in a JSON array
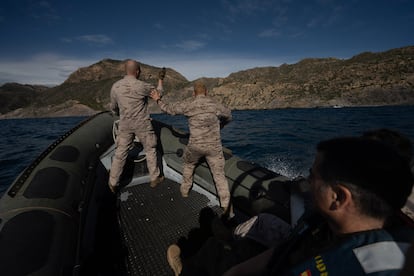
[{"x1": 1, "y1": 45, "x2": 414, "y2": 119}]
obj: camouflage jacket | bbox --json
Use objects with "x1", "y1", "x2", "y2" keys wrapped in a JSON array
[
  {"x1": 110, "y1": 75, "x2": 154, "y2": 132},
  {"x1": 158, "y1": 95, "x2": 232, "y2": 144}
]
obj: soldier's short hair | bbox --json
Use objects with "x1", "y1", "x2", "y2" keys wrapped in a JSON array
[
  {"x1": 362, "y1": 128, "x2": 413, "y2": 164},
  {"x1": 125, "y1": 59, "x2": 140, "y2": 74},
  {"x1": 316, "y1": 137, "x2": 414, "y2": 211}
]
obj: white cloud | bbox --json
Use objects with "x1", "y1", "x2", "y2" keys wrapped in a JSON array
[
  {"x1": 60, "y1": 34, "x2": 113, "y2": 45},
  {"x1": 76, "y1": 34, "x2": 113, "y2": 45},
  {"x1": 60, "y1": 37, "x2": 73, "y2": 43},
  {"x1": 0, "y1": 54, "x2": 97, "y2": 86},
  {"x1": 174, "y1": 40, "x2": 205, "y2": 51},
  {"x1": 258, "y1": 29, "x2": 281, "y2": 38},
  {"x1": 153, "y1": 23, "x2": 163, "y2": 30},
  {"x1": 306, "y1": 17, "x2": 321, "y2": 28},
  {"x1": 30, "y1": 0, "x2": 60, "y2": 21},
  {"x1": 222, "y1": 0, "x2": 273, "y2": 16}
]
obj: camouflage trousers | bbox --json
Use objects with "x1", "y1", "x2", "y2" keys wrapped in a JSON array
[
  {"x1": 109, "y1": 130, "x2": 160, "y2": 187},
  {"x1": 181, "y1": 143, "x2": 230, "y2": 209}
]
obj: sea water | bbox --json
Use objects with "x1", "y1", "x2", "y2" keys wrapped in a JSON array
[{"x1": 1, "y1": 106, "x2": 414, "y2": 195}]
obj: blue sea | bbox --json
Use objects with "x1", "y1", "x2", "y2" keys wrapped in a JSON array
[{"x1": 1, "y1": 106, "x2": 414, "y2": 195}]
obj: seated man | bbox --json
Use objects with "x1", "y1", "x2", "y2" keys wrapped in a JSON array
[
  {"x1": 168, "y1": 137, "x2": 414, "y2": 276},
  {"x1": 224, "y1": 137, "x2": 414, "y2": 275}
]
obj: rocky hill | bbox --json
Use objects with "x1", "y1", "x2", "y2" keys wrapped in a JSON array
[
  {"x1": 0, "y1": 83, "x2": 49, "y2": 115},
  {"x1": 209, "y1": 46, "x2": 414, "y2": 109},
  {"x1": 1, "y1": 46, "x2": 414, "y2": 119}
]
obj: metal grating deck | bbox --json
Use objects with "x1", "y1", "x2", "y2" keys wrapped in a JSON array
[{"x1": 118, "y1": 178, "x2": 222, "y2": 275}]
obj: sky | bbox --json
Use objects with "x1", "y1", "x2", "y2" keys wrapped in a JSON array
[{"x1": 0, "y1": 0, "x2": 413, "y2": 86}]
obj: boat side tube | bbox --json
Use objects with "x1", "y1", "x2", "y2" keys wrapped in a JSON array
[
  {"x1": 155, "y1": 120, "x2": 295, "y2": 224},
  {"x1": 225, "y1": 158, "x2": 293, "y2": 223},
  {"x1": 0, "y1": 112, "x2": 116, "y2": 275}
]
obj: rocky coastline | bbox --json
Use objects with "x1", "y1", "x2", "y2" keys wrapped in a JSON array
[{"x1": 1, "y1": 46, "x2": 414, "y2": 119}]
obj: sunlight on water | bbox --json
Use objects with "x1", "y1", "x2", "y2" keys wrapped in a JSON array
[{"x1": 265, "y1": 156, "x2": 298, "y2": 178}]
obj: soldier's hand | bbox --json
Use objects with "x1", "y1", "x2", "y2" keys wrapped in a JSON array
[
  {"x1": 158, "y1": 67, "x2": 166, "y2": 80},
  {"x1": 150, "y1": 89, "x2": 160, "y2": 100}
]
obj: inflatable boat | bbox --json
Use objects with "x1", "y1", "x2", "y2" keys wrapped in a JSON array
[{"x1": 0, "y1": 111, "x2": 313, "y2": 275}]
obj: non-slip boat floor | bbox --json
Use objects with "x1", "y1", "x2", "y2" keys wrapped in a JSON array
[{"x1": 118, "y1": 178, "x2": 222, "y2": 275}]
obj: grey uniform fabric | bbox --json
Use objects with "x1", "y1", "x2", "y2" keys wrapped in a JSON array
[
  {"x1": 109, "y1": 75, "x2": 160, "y2": 186},
  {"x1": 157, "y1": 94, "x2": 232, "y2": 208}
]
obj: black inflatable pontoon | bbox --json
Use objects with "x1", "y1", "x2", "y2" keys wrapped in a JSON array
[{"x1": 0, "y1": 111, "x2": 307, "y2": 275}]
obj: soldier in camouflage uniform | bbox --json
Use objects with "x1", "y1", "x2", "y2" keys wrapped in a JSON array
[
  {"x1": 108, "y1": 59, "x2": 165, "y2": 193},
  {"x1": 150, "y1": 81, "x2": 232, "y2": 211}
]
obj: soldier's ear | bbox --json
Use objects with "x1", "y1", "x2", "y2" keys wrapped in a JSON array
[{"x1": 330, "y1": 184, "x2": 352, "y2": 211}]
